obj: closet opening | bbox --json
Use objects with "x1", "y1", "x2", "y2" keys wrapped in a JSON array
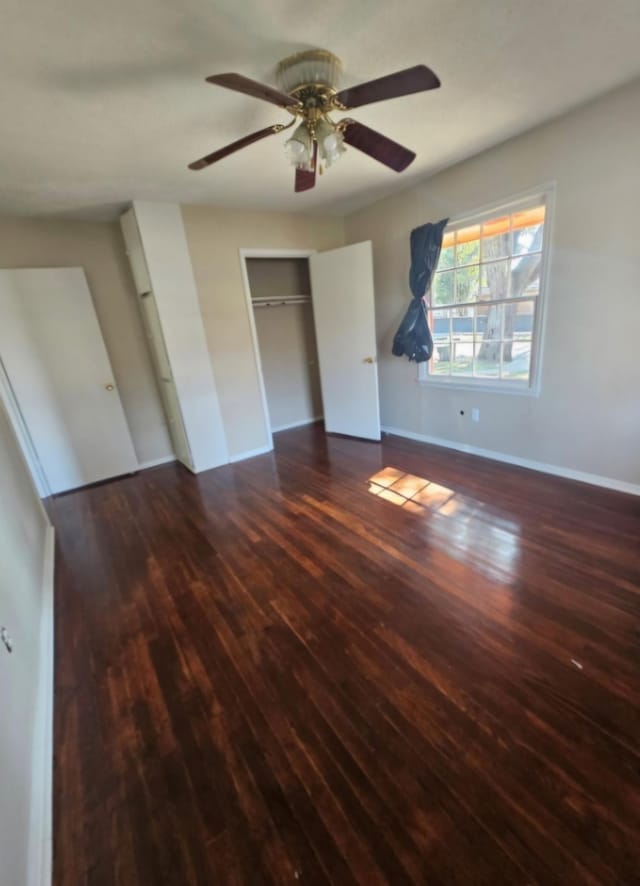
[{"x1": 242, "y1": 251, "x2": 324, "y2": 444}]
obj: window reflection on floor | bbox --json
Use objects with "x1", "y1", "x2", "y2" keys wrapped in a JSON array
[{"x1": 368, "y1": 467, "x2": 521, "y2": 583}]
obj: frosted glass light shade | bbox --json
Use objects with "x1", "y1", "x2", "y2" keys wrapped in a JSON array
[
  {"x1": 276, "y1": 50, "x2": 343, "y2": 94},
  {"x1": 315, "y1": 119, "x2": 346, "y2": 167},
  {"x1": 284, "y1": 122, "x2": 313, "y2": 168}
]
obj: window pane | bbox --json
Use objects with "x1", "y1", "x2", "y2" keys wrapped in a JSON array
[
  {"x1": 474, "y1": 305, "x2": 488, "y2": 338},
  {"x1": 481, "y1": 260, "x2": 510, "y2": 301},
  {"x1": 431, "y1": 352, "x2": 451, "y2": 375},
  {"x1": 512, "y1": 222, "x2": 544, "y2": 256},
  {"x1": 431, "y1": 307, "x2": 451, "y2": 333},
  {"x1": 512, "y1": 300, "x2": 535, "y2": 339},
  {"x1": 431, "y1": 307, "x2": 451, "y2": 375},
  {"x1": 451, "y1": 338, "x2": 474, "y2": 376},
  {"x1": 438, "y1": 243, "x2": 455, "y2": 270},
  {"x1": 474, "y1": 340, "x2": 500, "y2": 377},
  {"x1": 510, "y1": 257, "x2": 540, "y2": 299},
  {"x1": 502, "y1": 340, "x2": 532, "y2": 380},
  {"x1": 451, "y1": 308, "x2": 473, "y2": 349},
  {"x1": 475, "y1": 302, "x2": 504, "y2": 348},
  {"x1": 481, "y1": 215, "x2": 510, "y2": 261},
  {"x1": 432, "y1": 270, "x2": 454, "y2": 306},
  {"x1": 455, "y1": 264, "x2": 480, "y2": 303},
  {"x1": 455, "y1": 225, "x2": 480, "y2": 265}
]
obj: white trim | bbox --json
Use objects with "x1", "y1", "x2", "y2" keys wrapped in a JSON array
[
  {"x1": 240, "y1": 248, "x2": 318, "y2": 259},
  {"x1": 28, "y1": 524, "x2": 55, "y2": 886},
  {"x1": 381, "y1": 425, "x2": 640, "y2": 497},
  {"x1": 238, "y1": 250, "x2": 276, "y2": 450},
  {"x1": 272, "y1": 415, "x2": 323, "y2": 433},
  {"x1": 416, "y1": 372, "x2": 539, "y2": 397},
  {"x1": 228, "y1": 444, "x2": 273, "y2": 463},
  {"x1": 137, "y1": 454, "x2": 176, "y2": 470}
]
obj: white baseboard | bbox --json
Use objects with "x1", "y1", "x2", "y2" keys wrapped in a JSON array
[
  {"x1": 381, "y1": 425, "x2": 640, "y2": 497},
  {"x1": 137, "y1": 455, "x2": 176, "y2": 470},
  {"x1": 28, "y1": 524, "x2": 55, "y2": 886},
  {"x1": 228, "y1": 444, "x2": 273, "y2": 464},
  {"x1": 271, "y1": 416, "x2": 323, "y2": 433}
]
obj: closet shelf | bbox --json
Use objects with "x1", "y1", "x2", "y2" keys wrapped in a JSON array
[{"x1": 251, "y1": 294, "x2": 311, "y2": 308}]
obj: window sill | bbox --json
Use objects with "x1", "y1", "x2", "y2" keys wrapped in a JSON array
[{"x1": 416, "y1": 374, "x2": 540, "y2": 398}]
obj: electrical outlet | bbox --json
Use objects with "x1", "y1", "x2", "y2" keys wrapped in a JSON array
[{"x1": 471, "y1": 408, "x2": 480, "y2": 422}]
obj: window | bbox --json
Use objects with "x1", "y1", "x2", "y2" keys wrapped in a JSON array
[{"x1": 418, "y1": 192, "x2": 551, "y2": 393}]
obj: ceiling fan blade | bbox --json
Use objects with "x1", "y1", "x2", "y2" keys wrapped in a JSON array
[
  {"x1": 295, "y1": 166, "x2": 315, "y2": 192},
  {"x1": 294, "y1": 143, "x2": 317, "y2": 192},
  {"x1": 189, "y1": 125, "x2": 280, "y2": 170},
  {"x1": 336, "y1": 65, "x2": 440, "y2": 109},
  {"x1": 206, "y1": 73, "x2": 301, "y2": 109},
  {"x1": 342, "y1": 120, "x2": 416, "y2": 172}
]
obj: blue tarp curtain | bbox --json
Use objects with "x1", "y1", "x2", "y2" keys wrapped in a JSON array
[{"x1": 391, "y1": 217, "x2": 449, "y2": 363}]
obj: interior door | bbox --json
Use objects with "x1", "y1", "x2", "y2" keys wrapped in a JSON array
[
  {"x1": 0, "y1": 268, "x2": 138, "y2": 493},
  {"x1": 309, "y1": 241, "x2": 381, "y2": 440},
  {"x1": 139, "y1": 291, "x2": 193, "y2": 468}
]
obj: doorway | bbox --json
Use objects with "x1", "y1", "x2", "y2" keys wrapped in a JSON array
[
  {"x1": 242, "y1": 250, "x2": 324, "y2": 444},
  {"x1": 240, "y1": 242, "x2": 381, "y2": 448}
]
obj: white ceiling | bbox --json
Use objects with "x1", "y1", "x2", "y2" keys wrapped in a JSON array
[{"x1": 2, "y1": 0, "x2": 639, "y2": 220}]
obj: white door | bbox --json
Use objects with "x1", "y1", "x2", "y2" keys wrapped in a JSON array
[
  {"x1": 309, "y1": 241, "x2": 381, "y2": 440},
  {"x1": 139, "y1": 292, "x2": 193, "y2": 468},
  {"x1": 0, "y1": 268, "x2": 138, "y2": 494}
]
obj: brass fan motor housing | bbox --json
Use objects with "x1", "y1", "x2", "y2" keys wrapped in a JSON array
[{"x1": 276, "y1": 50, "x2": 347, "y2": 133}]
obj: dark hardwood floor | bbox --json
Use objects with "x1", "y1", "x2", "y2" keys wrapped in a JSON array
[{"x1": 51, "y1": 424, "x2": 640, "y2": 884}]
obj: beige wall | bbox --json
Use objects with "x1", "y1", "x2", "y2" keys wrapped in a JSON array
[
  {"x1": 0, "y1": 217, "x2": 172, "y2": 465},
  {"x1": 182, "y1": 206, "x2": 344, "y2": 456},
  {"x1": 246, "y1": 256, "x2": 311, "y2": 299},
  {"x1": 254, "y1": 302, "x2": 323, "y2": 431},
  {"x1": 0, "y1": 399, "x2": 50, "y2": 885},
  {"x1": 345, "y1": 79, "x2": 640, "y2": 487}
]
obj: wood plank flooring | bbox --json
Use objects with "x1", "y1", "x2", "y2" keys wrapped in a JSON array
[{"x1": 51, "y1": 424, "x2": 640, "y2": 884}]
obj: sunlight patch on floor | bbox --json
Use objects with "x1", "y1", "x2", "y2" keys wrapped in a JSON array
[
  {"x1": 368, "y1": 469, "x2": 454, "y2": 511},
  {"x1": 368, "y1": 467, "x2": 522, "y2": 583}
]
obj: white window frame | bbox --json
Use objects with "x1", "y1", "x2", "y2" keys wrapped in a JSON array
[{"x1": 417, "y1": 185, "x2": 555, "y2": 396}]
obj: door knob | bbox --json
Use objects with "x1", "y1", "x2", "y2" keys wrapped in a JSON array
[
  {"x1": 104, "y1": 383, "x2": 115, "y2": 391},
  {"x1": 362, "y1": 356, "x2": 375, "y2": 364}
]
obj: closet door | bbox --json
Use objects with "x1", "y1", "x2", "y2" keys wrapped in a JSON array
[
  {"x1": 310, "y1": 241, "x2": 381, "y2": 441},
  {"x1": 139, "y1": 292, "x2": 193, "y2": 468},
  {"x1": 121, "y1": 207, "x2": 152, "y2": 295},
  {"x1": 0, "y1": 268, "x2": 138, "y2": 494}
]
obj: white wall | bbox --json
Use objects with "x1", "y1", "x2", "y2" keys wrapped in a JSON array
[
  {"x1": 0, "y1": 398, "x2": 52, "y2": 885},
  {"x1": 345, "y1": 79, "x2": 640, "y2": 489}
]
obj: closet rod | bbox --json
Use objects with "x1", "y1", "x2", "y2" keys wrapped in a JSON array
[{"x1": 252, "y1": 296, "x2": 311, "y2": 308}]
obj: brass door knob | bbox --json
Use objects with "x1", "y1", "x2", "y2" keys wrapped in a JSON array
[
  {"x1": 105, "y1": 383, "x2": 115, "y2": 391},
  {"x1": 362, "y1": 356, "x2": 375, "y2": 364}
]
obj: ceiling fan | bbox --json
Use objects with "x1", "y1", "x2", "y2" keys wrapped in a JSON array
[{"x1": 188, "y1": 49, "x2": 440, "y2": 192}]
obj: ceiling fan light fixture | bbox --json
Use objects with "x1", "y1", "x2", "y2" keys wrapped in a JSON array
[
  {"x1": 315, "y1": 119, "x2": 346, "y2": 167},
  {"x1": 275, "y1": 49, "x2": 343, "y2": 94},
  {"x1": 284, "y1": 122, "x2": 313, "y2": 169},
  {"x1": 191, "y1": 57, "x2": 441, "y2": 190}
]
